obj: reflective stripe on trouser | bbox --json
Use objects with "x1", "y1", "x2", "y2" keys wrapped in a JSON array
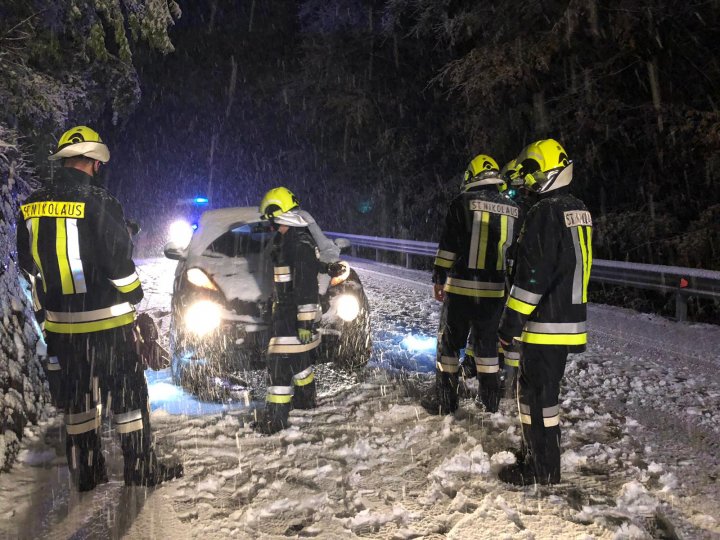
[
  {"x1": 474, "y1": 356, "x2": 499, "y2": 374},
  {"x1": 267, "y1": 385, "x2": 294, "y2": 404},
  {"x1": 443, "y1": 277, "x2": 505, "y2": 298},
  {"x1": 268, "y1": 334, "x2": 321, "y2": 354},
  {"x1": 274, "y1": 265, "x2": 292, "y2": 283},
  {"x1": 114, "y1": 409, "x2": 144, "y2": 434},
  {"x1": 66, "y1": 404, "x2": 102, "y2": 435},
  {"x1": 503, "y1": 349, "x2": 520, "y2": 368},
  {"x1": 292, "y1": 366, "x2": 315, "y2": 387},
  {"x1": 517, "y1": 343, "x2": 568, "y2": 484},
  {"x1": 297, "y1": 304, "x2": 320, "y2": 322},
  {"x1": 44, "y1": 302, "x2": 136, "y2": 334}
]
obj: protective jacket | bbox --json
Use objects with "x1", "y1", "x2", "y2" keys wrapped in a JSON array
[
  {"x1": 16, "y1": 167, "x2": 143, "y2": 334},
  {"x1": 433, "y1": 186, "x2": 519, "y2": 298},
  {"x1": 498, "y1": 188, "x2": 592, "y2": 351},
  {"x1": 268, "y1": 225, "x2": 322, "y2": 354}
]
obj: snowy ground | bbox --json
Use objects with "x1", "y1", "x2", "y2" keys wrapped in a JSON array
[{"x1": 1, "y1": 257, "x2": 719, "y2": 539}]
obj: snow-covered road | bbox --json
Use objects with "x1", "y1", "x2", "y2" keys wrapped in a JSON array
[{"x1": 1, "y1": 257, "x2": 719, "y2": 539}]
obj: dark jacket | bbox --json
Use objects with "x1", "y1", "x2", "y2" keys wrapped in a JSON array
[
  {"x1": 498, "y1": 188, "x2": 593, "y2": 351},
  {"x1": 16, "y1": 168, "x2": 143, "y2": 334},
  {"x1": 433, "y1": 185, "x2": 520, "y2": 299}
]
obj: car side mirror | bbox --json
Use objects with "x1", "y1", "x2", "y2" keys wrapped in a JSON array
[
  {"x1": 334, "y1": 238, "x2": 351, "y2": 251},
  {"x1": 163, "y1": 242, "x2": 186, "y2": 260}
]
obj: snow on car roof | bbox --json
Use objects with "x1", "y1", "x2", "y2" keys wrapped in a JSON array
[{"x1": 187, "y1": 206, "x2": 264, "y2": 258}]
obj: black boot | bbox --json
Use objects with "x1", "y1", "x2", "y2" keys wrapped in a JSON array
[
  {"x1": 421, "y1": 371, "x2": 459, "y2": 415},
  {"x1": 476, "y1": 372, "x2": 501, "y2": 413},
  {"x1": 252, "y1": 402, "x2": 292, "y2": 434},
  {"x1": 124, "y1": 451, "x2": 184, "y2": 487},
  {"x1": 293, "y1": 380, "x2": 317, "y2": 410},
  {"x1": 68, "y1": 436, "x2": 108, "y2": 492}
]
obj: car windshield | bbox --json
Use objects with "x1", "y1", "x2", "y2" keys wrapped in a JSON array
[{"x1": 203, "y1": 223, "x2": 274, "y2": 258}]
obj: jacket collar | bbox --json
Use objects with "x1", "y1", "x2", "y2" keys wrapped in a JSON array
[{"x1": 54, "y1": 167, "x2": 93, "y2": 186}]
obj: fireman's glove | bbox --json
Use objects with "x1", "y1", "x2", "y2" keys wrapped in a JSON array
[
  {"x1": 326, "y1": 261, "x2": 347, "y2": 278},
  {"x1": 297, "y1": 328, "x2": 313, "y2": 344}
]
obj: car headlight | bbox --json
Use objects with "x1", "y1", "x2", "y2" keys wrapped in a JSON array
[
  {"x1": 186, "y1": 268, "x2": 218, "y2": 290},
  {"x1": 185, "y1": 300, "x2": 222, "y2": 336},
  {"x1": 336, "y1": 293, "x2": 360, "y2": 322},
  {"x1": 168, "y1": 220, "x2": 194, "y2": 249}
]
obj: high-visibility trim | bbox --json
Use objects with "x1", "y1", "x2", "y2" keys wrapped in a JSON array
[
  {"x1": 543, "y1": 406, "x2": 560, "y2": 427},
  {"x1": 46, "y1": 302, "x2": 134, "y2": 323},
  {"x1": 571, "y1": 227, "x2": 584, "y2": 304},
  {"x1": 519, "y1": 413, "x2": 532, "y2": 425},
  {"x1": 434, "y1": 249, "x2": 456, "y2": 269},
  {"x1": 116, "y1": 419, "x2": 144, "y2": 434},
  {"x1": 496, "y1": 215, "x2": 508, "y2": 270},
  {"x1": 476, "y1": 211, "x2": 490, "y2": 269},
  {"x1": 268, "y1": 335, "x2": 321, "y2": 354},
  {"x1": 520, "y1": 331, "x2": 587, "y2": 346},
  {"x1": 274, "y1": 266, "x2": 292, "y2": 283},
  {"x1": 525, "y1": 321, "x2": 586, "y2": 333},
  {"x1": 436, "y1": 355, "x2": 459, "y2": 373},
  {"x1": 444, "y1": 277, "x2": 505, "y2": 298},
  {"x1": 45, "y1": 312, "x2": 136, "y2": 334},
  {"x1": 109, "y1": 272, "x2": 139, "y2": 287},
  {"x1": 578, "y1": 227, "x2": 589, "y2": 304},
  {"x1": 293, "y1": 366, "x2": 315, "y2": 387},
  {"x1": 504, "y1": 349, "x2": 520, "y2": 367},
  {"x1": 114, "y1": 409, "x2": 144, "y2": 433},
  {"x1": 267, "y1": 385, "x2": 293, "y2": 404},
  {"x1": 66, "y1": 218, "x2": 87, "y2": 293},
  {"x1": 274, "y1": 266, "x2": 291, "y2": 274},
  {"x1": 30, "y1": 275, "x2": 43, "y2": 311},
  {"x1": 506, "y1": 296, "x2": 536, "y2": 315},
  {"x1": 297, "y1": 312, "x2": 316, "y2": 321},
  {"x1": 28, "y1": 219, "x2": 47, "y2": 292},
  {"x1": 583, "y1": 226, "x2": 593, "y2": 303},
  {"x1": 469, "y1": 211, "x2": 482, "y2": 269},
  {"x1": 65, "y1": 405, "x2": 102, "y2": 435},
  {"x1": 509, "y1": 285, "x2": 542, "y2": 305},
  {"x1": 475, "y1": 356, "x2": 499, "y2": 374},
  {"x1": 55, "y1": 218, "x2": 74, "y2": 294},
  {"x1": 46, "y1": 356, "x2": 61, "y2": 371},
  {"x1": 297, "y1": 304, "x2": 319, "y2": 321}
]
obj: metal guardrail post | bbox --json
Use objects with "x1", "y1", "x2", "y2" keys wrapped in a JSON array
[
  {"x1": 675, "y1": 293, "x2": 688, "y2": 321},
  {"x1": 406, "y1": 253, "x2": 412, "y2": 268}
]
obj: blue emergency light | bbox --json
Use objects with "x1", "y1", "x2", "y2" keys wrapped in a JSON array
[{"x1": 194, "y1": 197, "x2": 209, "y2": 204}]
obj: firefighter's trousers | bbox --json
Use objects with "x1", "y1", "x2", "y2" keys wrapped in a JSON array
[
  {"x1": 517, "y1": 343, "x2": 568, "y2": 484},
  {"x1": 264, "y1": 314, "x2": 320, "y2": 431},
  {"x1": 46, "y1": 326, "x2": 154, "y2": 490},
  {"x1": 436, "y1": 293, "x2": 503, "y2": 411}
]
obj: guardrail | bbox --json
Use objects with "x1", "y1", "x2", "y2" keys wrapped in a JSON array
[{"x1": 326, "y1": 232, "x2": 720, "y2": 321}]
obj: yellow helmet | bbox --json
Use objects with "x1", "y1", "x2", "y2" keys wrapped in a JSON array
[
  {"x1": 48, "y1": 126, "x2": 110, "y2": 163},
  {"x1": 461, "y1": 154, "x2": 502, "y2": 191},
  {"x1": 259, "y1": 187, "x2": 300, "y2": 220},
  {"x1": 515, "y1": 138, "x2": 573, "y2": 193}
]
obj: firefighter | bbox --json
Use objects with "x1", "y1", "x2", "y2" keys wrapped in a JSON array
[
  {"x1": 497, "y1": 139, "x2": 593, "y2": 485},
  {"x1": 15, "y1": 126, "x2": 182, "y2": 491},
  {"x1": 255, "y1": 187, "x2": 324, "y2": 433},
  {"x1": 426, "y1": 154, "x2": 520, "y2": 415}
]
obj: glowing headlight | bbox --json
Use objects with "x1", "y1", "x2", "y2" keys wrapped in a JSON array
[
  {"x1": 186, "y1": 268, "x2": 217, "y2": 290},
  {"x1": 185, "y1": 300, "x2": 222, "y2": 336},
  {"x1": 336, "y1": 294, "x2": 360, "y2": 322},
  {"x1": 168, "y1": 220, "x2": 194, "y2": 249}
]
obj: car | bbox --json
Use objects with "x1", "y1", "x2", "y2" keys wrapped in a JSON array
[{"x1": 163, "y1": 207, "x2": 371, "y2": 399}]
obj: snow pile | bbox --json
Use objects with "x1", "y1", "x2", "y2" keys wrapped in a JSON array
[{"x1": 0, "y1": 126, "x2": 50, "y2": 471}]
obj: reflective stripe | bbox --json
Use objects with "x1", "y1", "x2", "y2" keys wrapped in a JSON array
[
  {"x1": 274, "y1": 266, "x2": 291, "y2": 274},
  {"x1": 504, "y1": 349, "x2": 520, "y2": 367},
  {"x1": 66, "y1": 405, "x2": 102, "y2": 435},
  {"x1": 583, "y1": 226, "x2": 593, "y2": 303},
  {"x1": 293, "y1": 366, "x2": 315, "y2": 387},
  {"x1": 571, "y1": 227, "x2": 584, "y2": 304},
  {"x1": 434, "y1": 257, "x2": 453, "y2": 269},
  {"x1": 28, "y1": 219, "x2": 47, "y2": 292},
  {"x1": 524, "y1": 321, "x2": 586, "y2": 334},
  {"x1": 444, "y1": 286, "x2": 504, "y2": 298},
  {"x1": 469, "y1": 211, "x2": 481, "y2": 269},
  {"x1": 268, "y1": 335, "x2": 321, "y2": 354},
  {"x1": 476, "y1": 211, "x2": 490, "y2": 269},
  {"x1": 506, "y1": 296, "x2": 536, "y2": 315},
  {"x1": 436, "y1": 355, "x2": 459, "y2": 373},
  {"x1": 434, "y1": 249, "x2": 456, "y2": 269},
  {"x1": 496, "y1": 215, "x2": 508, "y2": 270},
  {"x1": 114, "y1": 409, "x2": 144, "y2": 434},
  {"x1": 519, "y1": 413, "x2": 532, "y2": 425},
  {"x1": 274, "y1": 274, "x2": 292, "y2": 283},
  {"x1": 509, "y1": 286, "x2": 542, "y2": 305},
  {"x1": 45, "y1": 312, "x2": 136, "y2": 334},
  {"x1": 475, "y1": 354, "x2": 499, "y2": 373},
  {"x1": 45, "y1": 302, "x2": 134, "y2": 323},
  {"x1": 109, "y1": 272, "x2": 141, "y2": 293},
  {"x1": 66, "y1": 219, "x2": 86, "y2": 293},
  {"x1": 297, "y1": 304, "x2": 319, "y2": 321},
  {"x1": 445, "y1": 278, "x2": 505, "y2": 290},
  {"x1": 543, "y1": 407, "x2": 560, "y2": 427},
  {"x1": 520, "y1": 331, "x2": 587, "y2": 346},
  {"x1": 46, "y1": 356, "x2": 61, "y2": 371},
  {"x1": 56, "y1": 219, "x2": 74, "y2": 294},
  {"x1": 267, "y1": 385, "x2": 293, "y2": 404},
  {"x1": 297, "y1": 312, "x2": 316, "y2": 321}
]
